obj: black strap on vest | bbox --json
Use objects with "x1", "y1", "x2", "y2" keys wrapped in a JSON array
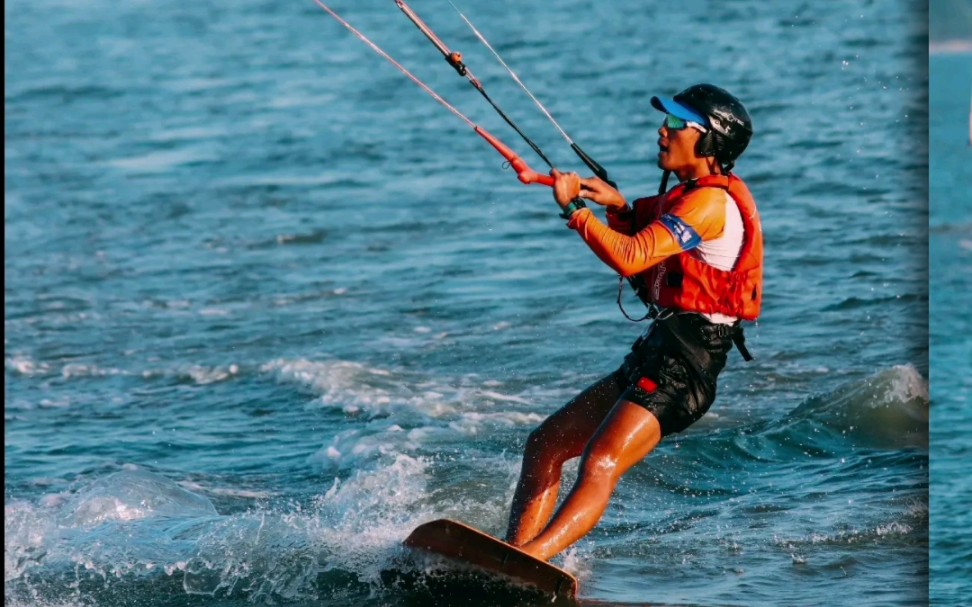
[
  {"x1": 731, "y1": 328, "x2": 754, "y2": 362},
  {"x1": 654, "y1": 306, "x2": 755, "y2": 364}
]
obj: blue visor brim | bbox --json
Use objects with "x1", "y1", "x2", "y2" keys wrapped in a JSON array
[{"x1": 650, "y1": 96, "x2": 707, "y2": 125}]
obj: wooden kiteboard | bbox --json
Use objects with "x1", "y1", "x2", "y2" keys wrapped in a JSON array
[{"x1": 402, "y1": 518, "x2": 578, "y2": 602}]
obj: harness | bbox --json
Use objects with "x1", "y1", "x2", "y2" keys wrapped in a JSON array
[{"x1": 615, "y1": 176, "x2": 758, "y2": 363}]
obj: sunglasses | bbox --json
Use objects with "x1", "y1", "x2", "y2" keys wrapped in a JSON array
[{"x1": 664, "y1": 114, "x2": 707, "y2": 132}]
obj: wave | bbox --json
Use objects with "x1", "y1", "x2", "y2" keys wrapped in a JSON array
[
  {"x1": 4, "y1": 463, "x2": 444, "y2": 606},
  {"x1": 4, "y1": 353, "x2": 242, "y2": 387},
  {"x1": 632, "y1": 365, "x2": 928, "y2": 505},
  {"x1": 663, "y1": 364, "x2": 928, "y2": 466},
  {"x1": 262, "y1": 357, "x2": 547, "y2": 472},
  {"x1": 4, "y1": 365, "x2": 928, "y2": 606},
  {"x1": 768, "y1": 364, "x2": 928, "y2": 450}
]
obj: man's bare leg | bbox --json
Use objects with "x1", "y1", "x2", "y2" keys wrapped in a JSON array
[
  {"x1": 505, "y1": 374, "x2": 623, "y2": 546},
  {"x1": 518, "y1": 400, "x2": 662, "y2": 561}
]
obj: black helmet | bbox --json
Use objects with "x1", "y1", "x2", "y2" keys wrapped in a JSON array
[{"x1": 651, "y1": 83, "x2": 753, "y2": 167}]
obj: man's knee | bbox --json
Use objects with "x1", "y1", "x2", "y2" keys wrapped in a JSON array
[
  {"x1": 577, "y1": 446, "x2": 620, "y2": 484},
  {"x1": 524, "y1": 422, "x2": 560, "y2": 457},
  {"x1": 523, "y1": 421, "x2": 576, "y2": 468}
]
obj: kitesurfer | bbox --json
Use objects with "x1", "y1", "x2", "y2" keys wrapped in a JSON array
[{"x1": 506, "y1": 84, "x2": 764, "y2": 561}]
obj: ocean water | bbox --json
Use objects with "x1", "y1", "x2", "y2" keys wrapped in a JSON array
[
  {"x1": 5, "y1": 1, "x2": 929, "y2": 606},
  {"x1": 928, "y1": 31, "x2": 972, "y2": 607}
]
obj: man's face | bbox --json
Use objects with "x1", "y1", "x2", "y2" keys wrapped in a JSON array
[{"x1": 656, "y1": 116, "x2": 705, "y2": 172}]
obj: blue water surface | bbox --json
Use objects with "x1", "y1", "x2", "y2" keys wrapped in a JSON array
[
  {"x1": 929, "y1": 46, "x2": 972, "y2": 607},
  {"x1": 6, "y1": 1, "x2": 928, "y2": 606}
]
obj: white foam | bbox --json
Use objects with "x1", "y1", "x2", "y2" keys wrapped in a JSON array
[
  {"x1": 449, "y1": 411, "x2": 544, "y2": 436},
  {"x1": 198, "y1": 307, "x2": 231, "y2": 317},
  {"x1": 262, "y1": 357, "x2": 568, "y2": 419},
  {"x1": 184, "y1": 364, "x2": 239, "y2": 385},
  {"x1": 884, "y1": 364, "x2": 929, "y2": 404},
  {"x1": 875, "y1": 521, "x2": 912, "y2": 536},
  {"x1": 107, "y1": 148, "x2": 215, "y2": 173},
  {"x1": 310, "y1": 425, "x2": 420, "y2": 471},
  {"x1": 298, "y1": 454, "x2": 439, "y2": 587},
  {"x1": 60, "y1": 469, "x2": 218, "y2": 527},
  {"x1": 7, "y1": 355, "x2": 247, "y2": 388},
  {"x1": 177, "y1": 480, "x2": 273, "y2": 500},
  {"x1": 60, "y1": 363, "x2": 125, "y2": 379},
  {"x1": 5, "y1": 355, "x2": 50, "y2": 376},
  {"x1": 262, "y1": 359, "x2": 392, "y2": 412},
  {"x1": 4, "y1": 501, "x2": 55, "y2": 583},
  {"x1": 263, "y1": 358, "x2": 478, "y2": 419}
]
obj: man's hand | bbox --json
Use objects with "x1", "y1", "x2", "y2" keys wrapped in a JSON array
[
  {"x1": 551, "y1": 169, "x2": 582, "y2": 209},
  {"x1": 551, "y1": 170, "x2": 628, "y2": 211},
  {"x1": 577, "y1": 176, "x2": 627, "y2": 210}
]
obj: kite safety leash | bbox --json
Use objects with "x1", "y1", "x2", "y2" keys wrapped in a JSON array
[{"x1": 311, "y1": 0, "x2": 553, "y2": 187}]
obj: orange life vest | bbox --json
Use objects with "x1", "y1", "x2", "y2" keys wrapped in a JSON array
[{"x1": 634, "y1": 174, "x2": 763, "y2": 320}]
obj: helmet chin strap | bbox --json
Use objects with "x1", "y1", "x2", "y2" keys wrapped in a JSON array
[
  {"x1": 657, "y1": 170, "x2": 671, "y2": 195},
  {"x1": 659, "y1": 158, "x2": 726, "y2": 194}
]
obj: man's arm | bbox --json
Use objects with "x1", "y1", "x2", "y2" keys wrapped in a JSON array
[{"x1": 566, "y1": 188, "x2": 728, "y2": 277}]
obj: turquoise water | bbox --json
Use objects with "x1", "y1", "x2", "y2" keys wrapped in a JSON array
[
  {"x1": 929, "y1": 48, "x2": 972, "y2": 607},
  {"x1": 6, "y1": 1, "x2": 929, "y2": 606}
]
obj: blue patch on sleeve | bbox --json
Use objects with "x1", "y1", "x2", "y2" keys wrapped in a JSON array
[{"x1": 658, "y1": 214, "x2": 702, "y2": 251}]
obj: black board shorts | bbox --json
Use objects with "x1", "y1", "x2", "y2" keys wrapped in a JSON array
[{"x1": 611, "y1": 314, "x2": 736, "y2": 437}]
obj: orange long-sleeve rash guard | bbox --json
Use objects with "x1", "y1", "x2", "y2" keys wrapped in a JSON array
[{"x1": 565, "y1": 188, "x2": 729, "y2": 278}]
